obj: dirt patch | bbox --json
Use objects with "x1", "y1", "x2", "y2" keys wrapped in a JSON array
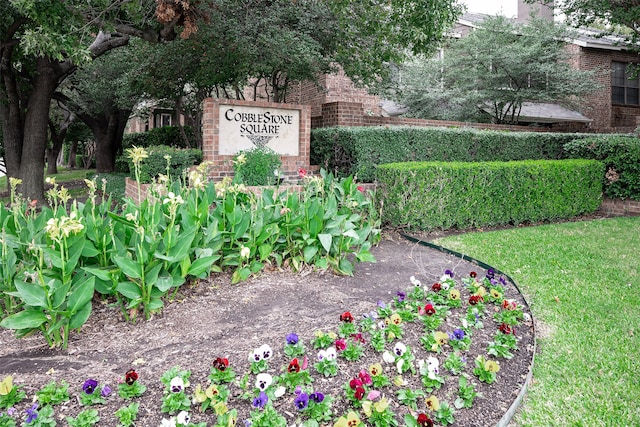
[{"x1": 0, "y1": 233, "x2": 534, "y2": 426}]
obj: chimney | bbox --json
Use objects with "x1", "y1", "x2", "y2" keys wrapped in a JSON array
[{"x1": 517, "y1": 0, "x2": 554, "y2": 22}]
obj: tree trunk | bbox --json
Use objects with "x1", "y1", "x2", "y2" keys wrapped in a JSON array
[
  {"x1": 19, "y1": 59, "x2": 58, "y2": 202},
  {"x1": 68, "y1": 140, "x2": 78, "y2": 168},
  {"x1": 81, "y1": 108, "x2": 131, "y2": 173}
]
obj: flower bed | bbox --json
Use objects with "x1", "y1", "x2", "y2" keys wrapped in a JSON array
[{"x1": 0, "y1": 265, "x2": 534, "y2": 427}]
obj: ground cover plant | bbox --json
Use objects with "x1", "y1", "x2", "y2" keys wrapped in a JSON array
[{"x1": 435, "y1": 216, "x2": 640, "y2": 426}]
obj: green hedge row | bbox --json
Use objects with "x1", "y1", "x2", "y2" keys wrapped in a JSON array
[
  {"x1": 131, "y1": 145, "x2": 203, "y2": 184},
  {"x1": 311, "y1": 126, "x2": 589, "y2": 182},
  {"x1": 376, "y1": 159, "x2": 604, "y2": 231},
  {"x1": 564, "y1": 136, "x2": 640, "y2": 200}
]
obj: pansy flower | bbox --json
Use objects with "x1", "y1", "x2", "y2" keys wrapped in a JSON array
[
  {"x1": 431, "y1": 282, "x2": 442, "y2": 292},
  {"x1": 386, "y1": 313, "x2": 402, "y2": 325},
  {"x1": 393, "y1": 342, "x2": 407, "y2": 357},
  {"x1": 100, "y1": 384, "x2": 111, "y2": 397},
  {"x1": 425, "y1": 395, "x2": 440, "y2": 411},
  {"x1": 25, "y1": 403, "x2": 38, "y2": 424},
  {"x1": 351, "y1": 332, "x2": 366, "y2": 344},
  {"x1": 499, "y1": 323, "x2": 515, "y2": 335},
  {"x1": 396, "y1": 290, "x2": 406, "y2": 302},
  {"x1": 294, "y1": 391, "x2": 309, "y2": 410},
  {"x1": 287, "y1": 358, "x2": 301, "y2": 373},
  {"x1": 310, "y1": 391, "x2": 324, "y2": 403},
  {"x1": 253, "y1": 391, "x2": 268, "y2": 409},
  {"x1": 417, "y1": 413, "x2": 434, "y2": 427},
  {"x1": 444, "y1": 269, "x2": 454, "y2": 278},
  {"x1": 176, "y1": 411, "x2": 190, "y2": 425},
  {"x1": 423, "y1": 303, "x2": 436, "y2": 316},
  {"x1": 334, "y1": 411, "x2": 361, "y2": 427},
  {"x1": 449, "y1": 289, "x2": 460, "y2": 300},
  {"x1": 410, "y1": 276, "x2": 422, "y2": 287},
  {"x1": 82, "y1": 379, "x2": 98, "y2": 394},
  {"x1": 469, "y1": 271, "x2": 477, "y2": 278},
  {"x1": 358, "y1": 370, "x2": 372, "y2": 385},
  {"x1": 369, "y1": 363, "x2": 383, "y2": 377},
  {"x1": 170, "y1": 377, "x2": 184, "y2": 393},
  {"x1": 434, "y1": 331, "x2": 449, "y2": 347},
  {"x1": 318, "y1": 347, "x2": 337, "y2": 361},
  {"x1": 255, "y1": 373, "x2": 273, "y2": 391},
  {"x1": 450, "y1": 328, "x2": 465, "y2": 341},
  {"x1": 485, "y1": 359, "x2": 500, "y2": 373},
  {"x1": 285, "y1": 333, "x2": 299, "y2": 345},
  {"x1": 469, "y1": 295, "x2": 484, "y2": 305},
  {"x1": 125, "y1": 369, "x2": 139, "y2": 386},
  {"x1": 340, "y1": 311, "x2": 354, "y2": 323},
  {"x1": 212, "y1": 357, "x2": 229, "y2": 371},
  {"x1": 335, "y1": 338, "x2": 347, "y2": 351}
]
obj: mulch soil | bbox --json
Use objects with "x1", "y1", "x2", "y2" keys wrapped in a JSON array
[{"x1": 0, "y1": 231, "x2": 535, "y2": 427}]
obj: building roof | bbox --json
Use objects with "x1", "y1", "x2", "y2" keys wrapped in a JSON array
[
  {"x1": 456, "y1": 12, "x2": 637, "y2": 52},
  {"x1": 508, "y1": 102, "x2": 592, "y2": 123}
]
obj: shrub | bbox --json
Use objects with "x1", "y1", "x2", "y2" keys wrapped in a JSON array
[
  {"x1": 122, "y1": 126, "x2": 196, "y2": 149},
  {"x1": 233, "y1": 147, "x2": 282, "y2": 186},
  {"x1": 129, "y1": 146, "x2": 203, "y2": 184},
  {"x1": 311, "y1": 126, "x2": 588, "y2": 182},
  {"x1": 564, "y1": 135, "x2": 640, "y2": 200},
  {"x1": 376, "y1": 159, "x2": 604, "y2": 231}
]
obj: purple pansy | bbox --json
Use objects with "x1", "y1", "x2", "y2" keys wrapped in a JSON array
[
  {"x1": 286, "y1": 333, "x2": 299, "y2": 345},
  {"x1": 310, "y1": 392, "x2": 325, "y2": 403},
  {"x1": 82, "y1": 379, "x2": 98, "y2": 394},
  {"x1": 294, "y1": 392, "x2": 309, "y2": 410},
  {"x1": 25, "y1": 404, "x2": 38, "y2": 424},
  {"x1": 253, "y1": 391, "x2": 268, "y2": 409}
]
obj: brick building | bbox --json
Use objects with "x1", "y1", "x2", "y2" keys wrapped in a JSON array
[{"x1": 287, "y1": 2, "x2": 640, "y2": 134}]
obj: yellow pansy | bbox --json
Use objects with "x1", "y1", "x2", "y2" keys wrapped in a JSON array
[
  {"x1": 192, "y1": 384, "x2": 207, "y2": 403},
  {"x1": 214, "y1": 401, "x2": 228, "y2": 415},
  {"x1": 369, "y1": 363, "x2": 383, "y2": 377},
  {"x1": 0, "y1": 376, "x2": 13, "y2": 395},
  {"x1": 374, "y1": 397, "x2": 389, "y2": 413},
  {"x1": 362, "y1": 400, "x2": 372, "y2": 417},
  {"x1": 490, "y1": 288, "x2": 502, "y2": 299},
  {"x1": 476, "y1": 286, "x2": 487, "y2": 297},
  {"x1": 205, "y1": 384, "x2": 219, "y2": 399},
  {"x1": 334, "y1": 411, "x2": 361, "y2": 427},
  {"x1": 449, "y1": 289, "x2": 461, "y2": 300},
  {"x1": 389, "y1": 313, "x2": 402, "y2": 325},
  {"x1": 434, "y1": 331, "x2": 449, "y2": 346},
  {"x1": 485, "y1": 359, "x2": 500, "y2": 373},
  {"x1": 425, "y1": 395, "x2": 440, "y2": 411}
]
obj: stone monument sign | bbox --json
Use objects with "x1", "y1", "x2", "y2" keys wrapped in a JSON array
[{"x1": 202, "y1": 99, "x2": 311, "y2": 181}]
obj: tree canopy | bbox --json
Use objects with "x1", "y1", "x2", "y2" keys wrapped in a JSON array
[
  {"x1": 1, "y1": 0, "x2": 463, "y2": 201},
  {"x1": 389, "y1": 14, "x2": 601, "y2": 124}
]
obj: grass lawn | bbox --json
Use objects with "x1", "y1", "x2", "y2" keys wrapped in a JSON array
[
  {"x1": 435, "y1": 217, "x2": 640, "y2": 427},
  {"x1": 0, "y1": 168, "x2": 127, "y2": 203}
]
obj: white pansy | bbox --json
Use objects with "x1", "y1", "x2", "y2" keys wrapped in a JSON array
[
  {"x1": 396, "y1": 359, "x2": 404, "y2": 373},
  {"x1": 393, "y1": 342, "x2": 407, "y2": 356},
  {"x1": 176, "y1": 411, "x2": 190, "y2": 425},
  {"x1": 169, "y1": 377, "x2": 184, "y2": 393},
  {"x1": 325, "y1": 347, "x2": 337, "y2": 361},
  {"x1": 274, "y1": 386, "x2": 286, "y2": 398},
  {"x1": 259, "y1": 344, "x2": 273, "y2": 360},
  {"x1": 255, "y1": 373, "x2": 273, "y2": 391},
  {"x1": 382, "y1": 351, "x2": 395, "y2": 364},
  {"x1": 160, "y1": 418, "x2": 177, "y2": 427}
]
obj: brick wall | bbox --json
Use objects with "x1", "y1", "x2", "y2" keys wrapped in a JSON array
[
  {"x1": 572, "y1": 45, "x2": 640, "y2": 132},
  {"x1": 599, "y1": 198, "x2": 640, "y2": 216},
  {"x1": 201, "y1": 99, "x2": 312, "y2": 182}
]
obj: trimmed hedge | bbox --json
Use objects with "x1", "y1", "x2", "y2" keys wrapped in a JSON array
[
  {"x1": 376, "y1": 159, "x2": 604, "y2": 231},
  {"x1": 564, "y1": 136, "x2": 640, "y2": 200},
  {"x1": 311, "y1": 126, "x2": 590, "y2": 182},
  {"x1": 131, "y1": 145, "x2": 203, "y2": 184}
]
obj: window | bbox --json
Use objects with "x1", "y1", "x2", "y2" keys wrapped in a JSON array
[
  {"x1": 612, "y1": 62, "x2": 639, "y2": 105},
  {"x1": 154, "y1": 112, "x2": 172, "y2": 128}
]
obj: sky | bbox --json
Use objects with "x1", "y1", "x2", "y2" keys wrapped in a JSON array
[{"x1": 462, "y1": 0, "x2": 517, "y2": 17}]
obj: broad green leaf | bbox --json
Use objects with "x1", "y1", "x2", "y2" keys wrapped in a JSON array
[
  {"x1": 303, "y1": 245, "x2": 318, "y2": 263},
  {"x1": 15, "y1": 280, "x2": 48, "y2": 308},
  {"x1": 0, "y1": 310, "x2": 48, "y2": 330},
  {"x1": 187, "y1": 255, "x2": 220, "y2": 277},
  {"x1": 155, "y1": 274, "x2": 173, "y2": 293},
  {"x1": 258, "y1": 243, "x2": 273, "y2": 261},
  {"x1": 81, "y1": 240, "x2": 100, "y2": 258},
  {"x1": 356, "y1": 249, "x2": 377, "y2": 263},
  {"x1": 147, "y1": 298, "x2": 164, "y2": 312},
  {"x1": 69, "y1": 303, "x2": 92, "y2": 330},
  {"x1": 68, "y1": 277, "x2": 95, "y2": 313},
  {"x1": 81, "y1": 267, "x2": 113, "y2": 282},
  {"x1": 338, "y1": 258, "x2": 354, "y2": 276},
  {"x1": 117, "y1": 281, "x2": 142, "y2": 300},
  {"x1": 113, "y1": 256, "x2": 142, "y2": 280},
  {"x1": 318, "y1": 234, "x2": 332, "y2": 253},
  {"x1": 144, "y1": 263, "x2": 163, "y2": 289}
]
